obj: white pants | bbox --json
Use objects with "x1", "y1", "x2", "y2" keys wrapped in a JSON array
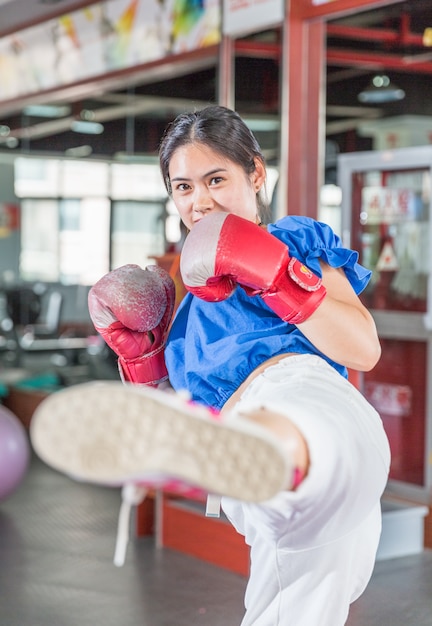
[{"x1": 222, "y1": 354, "x2": 391, "y2": 626}]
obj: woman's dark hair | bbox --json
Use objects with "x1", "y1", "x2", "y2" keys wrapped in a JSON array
[{"x1": 159, "y1": 105, "x2": 269, "y2": 219}]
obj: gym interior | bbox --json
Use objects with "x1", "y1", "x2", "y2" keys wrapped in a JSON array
[{"x1": 0, "y1": 1, "x2": 432, "y2": 624}]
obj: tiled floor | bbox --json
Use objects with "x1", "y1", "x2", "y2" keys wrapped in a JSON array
[{"x1": 1, "y1": 453, "x2": 431, "y2": 626}]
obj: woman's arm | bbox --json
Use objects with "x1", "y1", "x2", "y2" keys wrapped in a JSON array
[{"x1": 297, "y1": 261, "x2": 381, "y2": 371}]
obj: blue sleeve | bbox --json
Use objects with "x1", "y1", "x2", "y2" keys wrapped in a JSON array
[{"x1": 267, "y1": 216, "x2": 371, "y2": 295}]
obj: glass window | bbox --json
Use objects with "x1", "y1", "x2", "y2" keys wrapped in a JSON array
[
  {"x1": 111, "y1": 163, "x2": 166, "y2": 200},
  {"x1": 111, "y1": 201, "x2": 165, "y2": 269},
  {"x1": 20, "y1": 199, "x2": 59, "y2": 281},
  {"x1": 16, "y1": 157, "x2": 167, "y2": 284},
  {"x1": 20, "y1": 197, "x2": 110, "y2": 285},
  {"x1": 59, "y1": 198, "x2": 81, "y2": 231},
  {"x1": 59, "y1": 197, "x2": 110, "y2": 285},
  {"x1": 61, "y1": 160, "x2": 110, "y2": 197},
  {"x1": 15, "y1": 157, "x2": 60, "y2": 197}
]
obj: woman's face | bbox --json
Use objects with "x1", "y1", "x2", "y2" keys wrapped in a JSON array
[{"x1": 168, "y1": 142, "x2": 266, "y2": 230}]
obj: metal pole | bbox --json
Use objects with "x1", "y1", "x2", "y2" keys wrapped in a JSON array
[{"x1": 218, "y1": 34, "x2": 235, "y2": 109}]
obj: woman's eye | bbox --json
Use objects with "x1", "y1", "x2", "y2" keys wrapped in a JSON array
[
  {"x1": 175, "y1": 183, "x2": 190, "y2": 192},
  {"x1": 210, "y1": 176, "x2": 223, "y2": 185}
]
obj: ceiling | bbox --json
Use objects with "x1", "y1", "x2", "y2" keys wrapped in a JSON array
[
  {"x1": 1, "y1": 0, "x2": 432, "y2": 172},
  {"x1": 326, "y1": 1, "x2": 432, "y2": 142}
]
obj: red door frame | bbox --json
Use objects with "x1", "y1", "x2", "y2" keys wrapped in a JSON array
[{"x1": 282, "y1": 0, "x2": 403, "y2": 218}]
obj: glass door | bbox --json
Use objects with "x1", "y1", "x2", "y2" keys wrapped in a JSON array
[{"x1": 338, "y1": 146, "x2": 432, "y2": 501}]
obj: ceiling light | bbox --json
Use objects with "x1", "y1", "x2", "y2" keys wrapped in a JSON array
[
  {"x1": 423, "y1": 27, "x2": 432, "y2": 47},
  {"x1": 244, "y1": 116, "x2": 280, "y2": 132},
  {"x1": 64, "y1": 145, "x2": 93, "y2": 157},
  {"x1": 80, "y1": 109, "x2": 96, "y2": 121},
  {"x1": 23, "y1": 104, "x2": 71, "y2": 118},
  {"x1": 114, "y1": 152, "x2": 159, "y2": 163},
  {"x1": 358, "y1": 75, "x2": 405, "y2": 104},
  {"x1": 70, "y1": 121, "x2": 104, "y2": 135},
  {"x1": 5, "y1": 137, "x2": 19, "y2": 149}
]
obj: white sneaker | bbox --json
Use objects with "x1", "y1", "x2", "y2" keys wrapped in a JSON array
[{"x1": 30, "y1": 381, "x2": 292, "y2": 503}]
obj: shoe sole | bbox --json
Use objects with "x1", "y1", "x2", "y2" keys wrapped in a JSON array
[{"x1": 30, "y1": 381, "x2": 291, "y2": 503}]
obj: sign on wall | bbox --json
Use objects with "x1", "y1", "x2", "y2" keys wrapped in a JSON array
[{"x1": 0, "y1": 203, "x2": 19, "y2": 238}]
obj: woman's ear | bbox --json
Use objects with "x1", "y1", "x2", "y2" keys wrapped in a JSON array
[{"x1": 252, "y1": 158, "x2": 266, "y2": 190}]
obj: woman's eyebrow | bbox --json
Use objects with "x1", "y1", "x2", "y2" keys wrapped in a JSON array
[{"x1": 171, "y1": 168, "x2": 228, "y2": 183}]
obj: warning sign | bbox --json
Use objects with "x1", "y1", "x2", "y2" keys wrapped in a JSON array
[{"x1": 376, "y1": 241, "x2": 399, "y2": 271}]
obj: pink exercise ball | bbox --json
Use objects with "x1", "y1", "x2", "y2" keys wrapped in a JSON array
[{"x1": 0, "y1": 405, "x2": 30, "y2": 501}]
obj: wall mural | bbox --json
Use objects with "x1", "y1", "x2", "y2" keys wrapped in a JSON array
[{"x1": 0, "y1": 0, "x2": 221, "y2": 102}]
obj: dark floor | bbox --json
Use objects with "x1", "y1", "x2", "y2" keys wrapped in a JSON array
[{"x1": 1, "y1": 453, "x2": 432, "y2": 626}]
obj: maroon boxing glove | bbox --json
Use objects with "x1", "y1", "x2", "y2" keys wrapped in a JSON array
[
  {"x1": 88, "y1": 264, "x2": 175, "y2": 385},
  {"x1": 180, "y1": 212, "x2": 326, "y2": 324}
]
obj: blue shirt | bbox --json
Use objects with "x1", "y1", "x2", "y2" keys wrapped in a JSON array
[{"x1": 165, "y1": 216, "x2": 371, "y2": 410}]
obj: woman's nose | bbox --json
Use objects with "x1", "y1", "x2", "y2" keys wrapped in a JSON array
[{"x1": 192, "y1": 187, "x2": 213, "y2": 213}]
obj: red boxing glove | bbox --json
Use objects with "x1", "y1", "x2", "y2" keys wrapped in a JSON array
[
  {"x1": 88, "y1": 264, "x2": 175, "y2": 386},
  {"x1": 180, "y1": 212, "x2": 326, "y2": 325}
]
